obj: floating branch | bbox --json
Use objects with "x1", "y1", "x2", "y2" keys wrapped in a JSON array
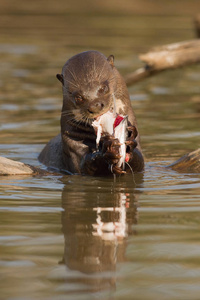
[
  {"x1": 125, "y1": 39, "x2": 200, "y2": 86},
  {"x1": 168, "y1": 148, "x2": 200, "y2": 173},
  {"x1": 0, "y1": 156, "x2": 46, "y2": 175}
]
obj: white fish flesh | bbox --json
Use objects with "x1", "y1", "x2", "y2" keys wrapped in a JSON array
[{"x1": 92, "y1": 111, "x2": 128, "y2": 169}]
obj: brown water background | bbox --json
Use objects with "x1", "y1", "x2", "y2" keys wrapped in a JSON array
[{"x1": 0, "y1": 1, "x2": 200, "y2": 299}]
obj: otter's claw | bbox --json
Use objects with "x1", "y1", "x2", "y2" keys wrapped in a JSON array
[
  {"x1": 127, "y1": 125, "x2": 138, "y2": 140},
  {"x1": 126, "y1": 125, "x2": 138, "y2": 150},
  {"x1": 110, "y1": 164, "x2": 126, "y2": 175},
  {"x1": 124, "y1": 125, "x2": 138, "y2": 164},
  {"x1": 125, "y1": 140, "x2": 137, "y2": 148},
  {"x1": 99, "y1": 135, "x2": 124, "y2": 174}
]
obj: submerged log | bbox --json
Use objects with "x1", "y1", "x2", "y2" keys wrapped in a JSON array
[
  {"x1": 168, "y1": 148, "x2": 200, "y2": 173},
  {"x1": 0, "y1": 156, "x2": 46, "y2": 175},
  {"x1": 0, "y1": 156, "x2": 34, "y2": 175},
  {"x1": 125, "y1": 40, "x2": 200, "y2": 86}
]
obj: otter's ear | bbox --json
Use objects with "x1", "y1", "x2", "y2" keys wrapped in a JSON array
[
  {"x1": 107, "y1": 55, "x2": 114, "y2": 67},
  {"x1": 56, "y1": 74, "x2": 64, "y2": 85}
]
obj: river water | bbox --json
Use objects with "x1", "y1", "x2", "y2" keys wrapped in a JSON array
[{"x1": 0, "y1": 1, "x2": 200, "y2": 299}]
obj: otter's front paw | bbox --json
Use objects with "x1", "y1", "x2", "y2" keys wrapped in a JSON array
[
  {"x1": 99, "y1": 135, "x2": 124, "y2": 175},
  {"x1": 125, "y1": 125, "x2": 138, "y2": 161}
]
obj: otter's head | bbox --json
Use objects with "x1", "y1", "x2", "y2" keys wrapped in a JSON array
[{"x1": 57, "y1": 51, "x2": 116, "y2": 125}]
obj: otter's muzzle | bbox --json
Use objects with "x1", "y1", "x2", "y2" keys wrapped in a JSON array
[{"x1": 87, "y1": 99, "x2": 106, "y2": 114}]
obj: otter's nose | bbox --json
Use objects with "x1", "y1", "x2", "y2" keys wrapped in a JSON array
[{"x1": 88, "y1": 100, "x2": 105, "y2": 114}]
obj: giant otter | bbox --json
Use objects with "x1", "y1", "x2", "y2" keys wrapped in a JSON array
[{"x1": 38, "y1": 51, "x2": 144, "y2": 176}]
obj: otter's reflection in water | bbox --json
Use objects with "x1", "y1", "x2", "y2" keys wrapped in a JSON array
[{"x1": 60, "y1": 175, "x2": 142, "y2": 294}]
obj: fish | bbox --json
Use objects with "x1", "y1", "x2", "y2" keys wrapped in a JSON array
[{"x1": 92, "y1": 110, "x2": 128, "y2": 170}]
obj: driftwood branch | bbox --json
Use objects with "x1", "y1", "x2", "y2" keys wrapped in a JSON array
[
  {"x1": 0, "y1": 156, "x2": 47, "y2": 175},
  {"x1": 168, "y1": 148, "x2": 200, "y2": 173},
  {"x1": 0, "y1": 156, "x2": 34, "y2": 175},
  {"x1": 125, "y1": 40, "x2": 200, "y2": 86}
]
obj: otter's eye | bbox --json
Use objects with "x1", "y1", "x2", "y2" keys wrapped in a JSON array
[
  {"x1": 74, "y1": 94, "x2": 84, "y2": 104},
  {"x1": 98, "y1": 84, "x2": 109, "y2": 95}
]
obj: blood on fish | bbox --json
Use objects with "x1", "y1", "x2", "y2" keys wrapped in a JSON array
[{"x1": 114, "y1": 115, "x2": 124, "y2": 128}]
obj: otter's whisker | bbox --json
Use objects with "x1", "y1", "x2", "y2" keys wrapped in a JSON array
[
  {"x1": 98, "y1": 60, "x2": 107, "y2": 80},
  {"x1": 64, "y1": 67, "x2": 80, "y2": 88},
  {"x1": 62, "y1": 79, "x2": 78, "y2": 89},
  {"x1": 62, "y1": 96, "x2": 76, "y2": 106},
  {"x1": 64, "y1": 116, "x2": 76, "y2": 123},
  {"x1": 61, "y1": 110, "x2": 76, "y2": 117},
  {"x1": 93, "y1": 52, "x2": 97, "y2": 78}
]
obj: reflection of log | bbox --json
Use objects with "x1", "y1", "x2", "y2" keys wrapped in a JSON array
[
  {"x1": 168, "y1": 149, "x2": 200, "y2": 173},
  {"x1": 125, "y1": 40, "x2": 200, "y2": 86}
]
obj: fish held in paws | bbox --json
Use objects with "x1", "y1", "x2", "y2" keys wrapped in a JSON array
[
  {"x1": 92, "y1": 108, "x2": 128, "y2": 170},
  {"x1": 38, "y1": 50, "x2": 144, "y2": 176}
]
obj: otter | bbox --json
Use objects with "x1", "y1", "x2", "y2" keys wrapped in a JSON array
[{"x1": 38, "y1": 51, "x2": 144, "y2": 176}]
